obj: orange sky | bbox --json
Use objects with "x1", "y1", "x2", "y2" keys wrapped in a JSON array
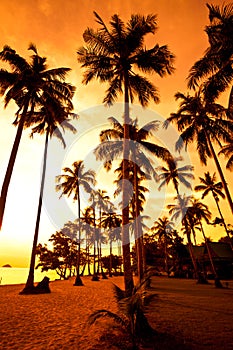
[{"x1": 0, "y1": 0, "x2": 232, "y2": 267}]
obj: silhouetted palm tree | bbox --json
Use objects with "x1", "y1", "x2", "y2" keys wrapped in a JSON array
[
  {"x1": 168, "y1": 195, "x2": 198, "y2": 278},
  {"x1": 219, "y1": 142, "x2": 233, "y2": 170},
  {"x1": 20, "y1": 96, "x2": 76, "y2": 294},
  {"x1": 151, "y1": 216, "x2": 174, "y2": 273},
  {"x1": 165, "y1": 89, "x2": 233, "y2": 213},
  {"x1": 56, "y1": 161, "x2": 96, "y2": 285},
  {"x1": 77, "y1": 12, "x2": 175, "y2": 295},
  {"x1": 95, "y1": 116, "x2": 171, "y2": 281},
  {"x1": 189, "y1": 198, "x2": 221, "y2": 285},
  {"x1": 0, "y1": 43, "x2": 74, "y2": 230},
  {"x1": 101, "y1": 211, "x2": 122, "y2": 277},
  {"x1": 195, "y1": 172, "x2": 232, "y2": 250},
  {"x1": 157, "y1": 157, "x2": 194, "y2": 196},
  {"x1": 187, "y1": 3, "x2": 233, "y2": 111}
]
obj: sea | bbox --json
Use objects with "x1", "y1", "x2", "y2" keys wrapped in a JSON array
[{"x1": 0, "y1": 267, "x2": 58, "y2": 286}]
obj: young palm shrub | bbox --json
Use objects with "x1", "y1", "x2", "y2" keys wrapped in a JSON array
[{"x1": 88, "y1": 274, "x2": 155, "y2": 349}]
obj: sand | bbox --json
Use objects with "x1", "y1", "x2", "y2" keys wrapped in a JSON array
[{"x1": 0, "y1": 276, "x2": 233, "y2": 349}]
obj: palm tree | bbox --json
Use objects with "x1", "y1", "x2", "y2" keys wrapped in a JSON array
[
  {"x1": 157, "y1": 157, "x2": 194, "y2": 196},
  {"x1": 165, "y1": 89, "x2": 233, "y2": 213},
  {"x1": 20, "y1": 95, "x2": 76, "y2": 294},
  {"x1": 168, "y1": 195, "x2": 198, "y2": 278},
  {"x1": 151, "y1": 216, "x2": 174, "y2": 274},
  {"x1": 0, "y1": 43, "x2": 74, "y2": 230},
  {"x1": 195, "y1": 172, "x2": 233, "y2": 250},
  {"x1": 56, "y1": 161, "x2": 96, "y2": 285},
  {"x1": 189, "y1": 198, "x2": 221, "y2": 285},
  {"x1": 95, "y1": 116, "x2": 172, "y2": 281},
  {"x1": 187, "y1": 3, "x2": 233, "y2": 111},
  {"x1": 82, "y1": 207, "x2": 95, "y2": 275},
  {"x1": 101, "y1": 211, "x2": 122, "y2": 277},
  {"x1": 77, "y1": 12, "x2": 175, "y2": 295},
  {"x1": 219, "y1": 142, "x2": 233, "y2": 170}
]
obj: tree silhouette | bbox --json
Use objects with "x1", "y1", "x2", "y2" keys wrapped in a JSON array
[
  {"x1": 0, "y1": 44, "x2": 74, "y2": 230},
  {"x1": 56, "y1": 161, "x2": 96, "y2": 286},
  {"x1": 77, "y1": 12, "x2": 175, "y2": 295}
]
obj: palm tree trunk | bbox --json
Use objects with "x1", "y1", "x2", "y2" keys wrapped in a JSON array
[
  {"x1": 109, "y1": 240, "x2": 113, "y2": 277},
  {"x1": 213, "y1": 193, "x2": 233, "y2": 251},
  {"x1": 122, "y1": 73, "x2": 134, "y2": 296},
  {"x1": 164, "y1": 240, "x2": 168, "y2": 274},
  {"x1": 184, "y1": 220, "x2": 198, "y2": 279},
  {"x1": 20, "y1": 131, "x2": 49, "y2": 294},
  {"x1": 0, "y1": 102, "x2": 29, "y2": 230},
  {"x1": 206, "y1": 133, "x2": 233, "y2": 213},
  {"x1": 74, "y1": 193, "x2": 83, "y2": 286},
  {"x1": 199, "y1": 220, "x2": 218, "y2": 278},
  {"x1": 133, "y1": 162, "x2": 144, "y2": 281}
]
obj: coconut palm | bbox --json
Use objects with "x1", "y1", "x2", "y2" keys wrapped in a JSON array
[
  {"x1": 157, "y1": 156, "x2": 194, "y2": 196},
  {"x1": 95, "y1": 116, "x2": 172, "y2": 281},
  {"x1": 95, "y1": 189, "x2": 112, "y2": 277},
  {"x1": 101, "y1": 211, "x2": 122, "y2": 277},
  {"x1": 168, "y1": 195, "x2": 198, "y2": 278},
  {"x1": 82, "y1": 207, "x2": 95, "y2": 275},
  {"x1": 151, "y1": 216, "x2": 174, "y2": 273},
  {"x1": 189, "y1": 198, "x2": 221, "y2": 286},
  {"x1": 219, "y1": 142, "x2": 233, "y2": 170},
  {"x1": 0, "y1": 43, "x2": 74, "y2": 230},
  {"x1": 20, "y1": 96, "x2": 76, "y2": 294},
  {"x1": 77, "y1": 12, "x2": 175, "y2": 295},
  {"x1": 187, "y1": 3, "x2": 233, "y2": 110},
  {"x1": 195, "y1": 172, "x2": 233, "y2": 250},
  {"x1": 165, "y1": 89, "x2": 233, "y2": 213},
  {"x1": 56, "y1": 161, "x2": 96, "y2": 285}
]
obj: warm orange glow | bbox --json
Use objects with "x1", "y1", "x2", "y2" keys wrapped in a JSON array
[{"x1": 0, "y1": 0, "x2": 232, "y2": 267}]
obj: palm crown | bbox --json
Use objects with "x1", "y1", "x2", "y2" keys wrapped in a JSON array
[{"x1": 77, "y1": 12, "x2": 175, "y2": 106}]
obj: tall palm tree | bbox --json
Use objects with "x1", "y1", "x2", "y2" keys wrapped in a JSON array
[
  {"x1": 195, "y1": 172, "x2": 233, "y2": 250},
  {"x1": 168, "y1": 195, "x2": 198, "y2": 278},
  {"x1": 0, "y1": 43, "x2": 74, "y2": 230},
  {"x1": 91, "y1": 189, "x2": 110, "y2": 276},
  {"x1": 101, "y1": 211, "x2": 122, "y2": 277},
  {"x1": 165, "y1": 89, "x2": 233, "y2": 213},
  {"x1": 157, "y1": 157, "x2": 194, "y2": 196},
  {"x1": 56, "y1": 161, "x2": 96, "y2": 285},
  {"x1": 20, "y1": 95, "x2": 76, "y2": 294},
  {"x1": 82, "y1": 207, "x2": 95, "y2": 275},
  {"x1": 77, "y1": 12, "x2": 175, "y2": 295},
  {"x1": 151, "y1": 216, "x2": 174, "y2": 273},
  {"x1": 189, "y1": 198, "x2": 220, "y2": 283},
  {"x1": 187, "y1": 3, "x2": 233, "y2": 111},
  {"x1": 95, "y1": 116, "x2": 172, "y2": 281}
]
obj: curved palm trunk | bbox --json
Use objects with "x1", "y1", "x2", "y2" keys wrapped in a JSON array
[
  {"x1": 20, "y1": 131, "x2": 49, "y2": 294},
  {"x1": 212, "y1": 193, "x2": 233, "y2": 251},
  {"x1": 0, "y1": 102, "x2": 29, "y2": 230},
  {"x1": 122, "y1": 74, "x2": 134, "y2": 296},
  {"x1": 206, "y1": 132, "x2": 233, "y2": 213},
  {"x1": 74, "y1": 192, "x2": 83, "y2": 286}
]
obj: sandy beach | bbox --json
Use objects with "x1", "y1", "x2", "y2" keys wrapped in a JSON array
[{"x1": 0, "y1": 276, "x2": 233, "y2": 350}]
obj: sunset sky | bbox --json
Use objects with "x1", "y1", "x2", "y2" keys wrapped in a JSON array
[{"x1": 0, "y1": 0, "x2": 232, "y2": 268}]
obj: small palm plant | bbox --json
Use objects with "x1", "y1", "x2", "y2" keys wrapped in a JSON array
[{"x1": 88, "y1": 274, "x2": 155, "y2": 349}]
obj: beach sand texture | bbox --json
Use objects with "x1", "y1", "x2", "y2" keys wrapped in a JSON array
[{"x1": 0, "y1": 276, "x2": 233, "y2": 349}]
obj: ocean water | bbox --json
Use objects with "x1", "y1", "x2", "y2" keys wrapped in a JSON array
[{"x1": 0, "y1": 267, "x2": 58, "y2": 286}]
